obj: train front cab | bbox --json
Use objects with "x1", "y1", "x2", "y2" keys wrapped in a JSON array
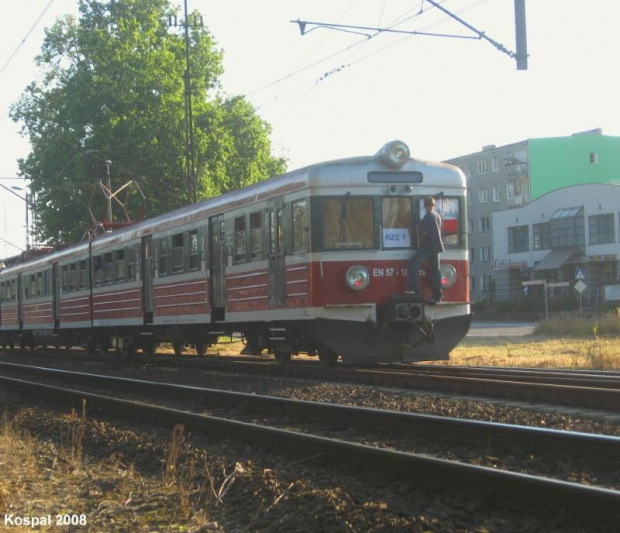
[{"x1": 309, "y1": 154, "x2": 472, "y2": 364}]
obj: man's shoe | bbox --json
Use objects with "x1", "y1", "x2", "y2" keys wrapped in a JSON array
[{"x1": 426, "y1": 297, "x2": 443, "y2": 305}]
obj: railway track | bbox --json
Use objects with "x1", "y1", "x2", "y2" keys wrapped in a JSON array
[
  {"x1": 0, "y1": 362, "x2": 619, "y2": 527},
  {"x1": 2, "y1": 348, "x2": 620, "y2": 411}
]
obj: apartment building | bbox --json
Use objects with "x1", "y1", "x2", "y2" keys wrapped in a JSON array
[{"x1": 444, "y1": 129, "x2": 620, "y2": 302}]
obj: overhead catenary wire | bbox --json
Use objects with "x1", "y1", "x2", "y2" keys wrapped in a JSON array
[{"x1": 0, "y1": 0, "x2": 56, "y2": 78}]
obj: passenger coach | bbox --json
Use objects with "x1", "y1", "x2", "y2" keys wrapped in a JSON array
[{"x1": 0, "y1": 141, "x2": 472, "y2": 365}]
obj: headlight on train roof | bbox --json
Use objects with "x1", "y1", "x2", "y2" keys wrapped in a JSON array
[
  {"x1": 440, "y1": 264, "x2": 457, "y2": 288},
  {"x1": 377, "y1": 140, "x2": 410, "y2": 168},
  {"x1": 345, "y1": 265, "x2": 370, "y2": 291}
]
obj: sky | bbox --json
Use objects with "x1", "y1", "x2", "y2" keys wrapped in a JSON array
[{"x1": 1, "y1": 0, "x2": 619, "y2": 257}]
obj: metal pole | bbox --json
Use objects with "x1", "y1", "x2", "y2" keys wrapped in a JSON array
[
  {"x1": 544, "y1": 281, "x2": 549, "y2": 319},
  {"x1": 105, "y1": 160, "x2": 112, "y2": 222},
  {"x1": 25, "y1": 193, "x2": 29, "y2": 250},
  {"x1": 514, "y1": 0, "x2": 528, "y2": 70},
  {"x1": 183, "y1": 0, "x2": 197, "y2": 203}
]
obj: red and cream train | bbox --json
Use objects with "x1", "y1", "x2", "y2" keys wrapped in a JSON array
[{"x1": 0, "y1": 141, "x2": 471, "y2": 365}]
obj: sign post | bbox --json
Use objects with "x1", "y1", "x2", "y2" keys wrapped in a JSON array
[{"x1": 574, "y1": 280, "x2": 587, "y2": 312}]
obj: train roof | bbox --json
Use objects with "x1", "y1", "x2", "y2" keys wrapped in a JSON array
[{"x1": 1, "y1": 141, "x2": 464, "y2": 273}]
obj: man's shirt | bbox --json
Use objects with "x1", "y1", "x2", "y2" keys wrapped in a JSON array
[{"x1": 420, "y1": 210, "x2": 445, "y2": 253}]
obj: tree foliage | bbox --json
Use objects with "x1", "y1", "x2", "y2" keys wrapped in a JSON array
[{"x1": 11, "y1": 0, "x2": 286, "y2": 245}]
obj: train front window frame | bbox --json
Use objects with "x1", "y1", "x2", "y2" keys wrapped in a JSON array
[
  {"x1": 416, "y1": 196, "x2": 462, "y2": 250},
  {"x1": 382, "y1": 197, "x2": 412, "y2": 249},
  {"x1": 323, "y1": 197, "x2": 375, "y2": 250}
]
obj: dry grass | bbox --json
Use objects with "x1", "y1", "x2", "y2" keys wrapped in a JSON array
[
  {"x1": 451, "y1": 336, "x2": 620, "y2": 369},
  {"x1": 0, "y1": 406, "x2": 222, "y2": 532}
]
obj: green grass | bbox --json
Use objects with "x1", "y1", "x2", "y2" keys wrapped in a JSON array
[{"x1": 534, "y1": 311, "x2": 620, "y2": 337}]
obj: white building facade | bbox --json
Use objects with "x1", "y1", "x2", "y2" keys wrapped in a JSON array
[{"x1": 492, "y1": 184, "x2": 620, "y2": 304}]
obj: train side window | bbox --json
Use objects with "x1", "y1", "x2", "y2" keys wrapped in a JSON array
[
  {"x1": 36, "y1": 272, "x2": 44, "y2": 297},
  {"x1": 25, "y1": 274, "x2": 34, "y2": 298},
  {"x1": 324, "y1": 197, "x2": 374, "y2": 249},
  {"x1": 234, "y1": 217, "x2": 246, "y2": 263},
  {"x1": 172, "y1": 233, "x2": 185, "y2": 273},
  {"x1": 292, "y1": 200, "x2": 308, "y2": 253},
  {"x1": 189, "y1": 230, "x2": 199, "y2": 271},
  {"x1": 382, "y1": 197, "x2": 412, "y2": 249},
  {"x1": 70, "y1": 263, "x2": 78, "y2": 291},
  {"x1": 78, "y1": 260, "x2": 87, "y2": 289},
  {"x1": 269, "y1": 211, "x2": 277, "y2": 255},
  {"x1": 126, "y1": 246, "x2": 136, "y2": 281},
  {"x1": 61, "y1": 265, "x2": 69, "y2": 293},
  {"x1": 159, "y1": 238, "x2": 169, "y2": 276},
  {"x1": 44, "y1": 270, "x2": 51, "y2": 296},
  {"x1": 93, "y1": 256, "x2": 103, "y2": 286},
  {"x1": 103, "y1": 253, "x2": 113, "y2": 284},
  {"x1": 115, "y1": 250, "x2": 125, "y2": 282},
  {"x1": 249, "y1": 212, "x2": 262, "y2": 259}
]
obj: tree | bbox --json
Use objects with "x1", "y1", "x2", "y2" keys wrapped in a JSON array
[{"x1": 11, "y1": 0, "x2": 286, "y2": 245}]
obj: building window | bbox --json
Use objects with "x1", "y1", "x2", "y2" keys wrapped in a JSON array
[
  {"x1": 467, "y1": 188, "x2": 472, "y2": 205},
  {"x1": 477, "y1": 159, "x2": 489, "y2": 174},
  {"x1": 589, "y1": 213, "x2": 614, "y2": 245},
  {"x1": 549, "y1": 206, "x2": 585, "y2": 248},
  {"x1": 478, "y1": 188, "x2": 489, "y2": 204},
  {"x1": 491, "y1": 156, "x2": 500, "y2": 172},
  {"x1": 533, "y1": 222, "x2": 551, "y2": 250},
  {"x1": 467, "y1": 219, "x2": 474, "y2": 234},
  {"x1": 463, "y1": 163, "x2": 471, "y2": 177},
  {"x1": 479, "y1": 217, "x2": 491, "y2": 232},
  {"x1": 492, "y1": 185, "x2": 501, "y2": 202},
  {"x1": 480, "y1": 274, "x2": 492, "y2": 291},
  {"x1": 470, "y1": 276, "x2": 476, "y2": 291},
  {"x1": 469, "y1": 248, "x2": 474, "y2": 263},
  {"x1": 590, "y1": 152, "x2": 599, "y2": 164},
  {"x1": 508, "y1": 225, "x2": 529, "y2": 253},
  {"x1": 479, "y1": 246, "x2": 490, "y2": 262},
  {"x1": 506, "y1": 183, "x2": 515, "y2": 200}
]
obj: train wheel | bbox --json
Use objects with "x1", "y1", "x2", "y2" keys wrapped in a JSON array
[
  {"x1": 194, "y1": 343, "x2": 207, "y2": 357},
  {"x1": 119, "y1": 338, "x2": 136, "y2": 360},
  {"x1": 318, "y1": 347, "x2": 339, "y2": 367},
  {"x1": 142, "y1": 340, "x2": 157, "y2": 357},
  {"x1": 173, "y1": 342, "x2": 184, "y2": 356},
  {"x1": 274, "y1": 349, "x2": 292, "y2": 364}
]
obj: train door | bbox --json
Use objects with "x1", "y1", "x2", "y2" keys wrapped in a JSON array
[
  {"x1": 141, "y1": 235, "x2": 154, "y2": 323},
  {"x1": 52, "y1": 263, "x2": 60, "y2": 328},
  {"x1": 268, "y1": 200, "x2": 286, "y2": 307},
  {"x1": 209, "y1": 215, "x2": 226, "y2": 321}
]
